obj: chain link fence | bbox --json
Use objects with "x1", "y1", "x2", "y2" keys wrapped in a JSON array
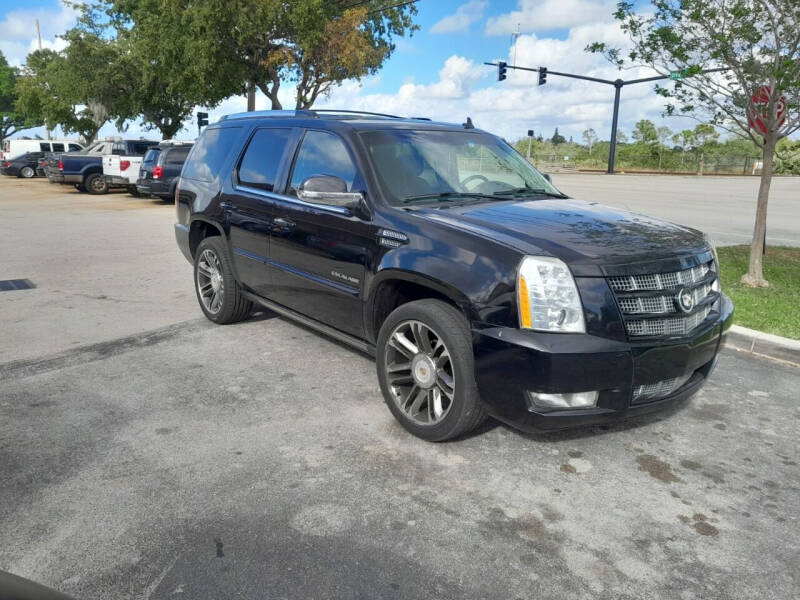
[{"x1": 531, "y1": 153, "x2": 763, "y2": 175}]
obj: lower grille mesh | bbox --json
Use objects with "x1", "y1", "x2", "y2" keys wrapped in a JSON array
[
  {"x1": 625, "y1": 305, "x2": 712, "y2": 337},
  {"x1": 633, "y1": 373, "x2": 693, "y2": 403}
]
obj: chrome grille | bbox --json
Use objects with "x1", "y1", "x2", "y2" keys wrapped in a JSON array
[
  {"x1": 633, "y1": 373, "x2": 693, "y2": 403},
  {"x1": 608, "y1": 259, "x2": 716, "y2": 338}
]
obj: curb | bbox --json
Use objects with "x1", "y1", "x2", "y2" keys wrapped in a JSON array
[{"x1": 724, "y1": 325, "x2": 800, "y2": 366}]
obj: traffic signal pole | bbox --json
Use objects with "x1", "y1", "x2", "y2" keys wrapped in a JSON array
[{"x1": 485, "y1": 62, "x2": 728, "y2": 174}]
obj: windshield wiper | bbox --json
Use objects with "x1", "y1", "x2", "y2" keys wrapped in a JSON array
[
  {"x1": 491, "y1": 187, "x2": 568, "y2": 199},
  {"x1": 402, "y1": 191, "x2": 494, "y2": 205}
]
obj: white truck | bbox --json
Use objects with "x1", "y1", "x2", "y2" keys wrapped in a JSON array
[{"x1": 102, "y1": 140, "x2": 156, "y2": 195}]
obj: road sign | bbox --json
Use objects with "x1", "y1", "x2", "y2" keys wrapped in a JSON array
[
  {"x1": 669, "y1": 70, "x2": 686, "y2": 80},
  {"x1": 748, "y1": 86, "x2": 787, "y2": 136}
]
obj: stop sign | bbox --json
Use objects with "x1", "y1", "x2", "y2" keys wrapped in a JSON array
[{"x1": 748, "y1": 86, "x2": 787, "y2": 136}]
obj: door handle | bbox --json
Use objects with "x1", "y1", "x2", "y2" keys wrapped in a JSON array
[{"x1": 273, "y1": 217, "x2": 295, "y2": 229}]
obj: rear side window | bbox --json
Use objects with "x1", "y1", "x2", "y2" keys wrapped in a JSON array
[
  {"x1": 289, "y1": 130, "x2": 357, "y2": 195},
  {"x1": 165, "y1": 146, "x2": 191, "y2": 164},
  {"x1": 237, "y1": 128, "x2": 291, "y2": 192},
  {"x1": 52, "y1": 143, "x2": 65, "y2": 152},
  {"x1": 132, "y1": 142, "x2": 152, "y2": 155},
  {"x1": 39, "y1": 142, "x2": 50, "y2": 152},
  {"x1": 142, "y1": 149, "x2": 161, "y2": 166},
  {"x1": 182, "y1": 127, "x2": 242, "y2": 182},
  {"x1": 68, "y1": 144, "x2": 82, "y2": 152}
]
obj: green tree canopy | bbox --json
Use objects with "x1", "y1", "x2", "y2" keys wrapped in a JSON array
[
  {"x1": 0, "y1": 51, "x2": 42, "y2": 142},
  {"x1": 631, "y1": 119, "x2": 658, "y2": 143}
]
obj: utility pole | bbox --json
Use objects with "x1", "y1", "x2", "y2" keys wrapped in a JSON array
[
  {"x1": 486, "y1": 61, "x2": 728, "y2": 173},
  {"x1": 35, "y1": 19, "x2": 51, "y2": 141}
]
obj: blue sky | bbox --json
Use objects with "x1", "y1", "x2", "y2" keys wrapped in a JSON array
[{"x1": 1, "y1": 0, "x2": 707, "y2": 142}]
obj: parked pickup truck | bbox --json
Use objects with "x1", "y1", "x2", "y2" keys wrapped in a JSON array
[
  {"x1": 103, "y1": 153, "x2": 147, "y2": 196},
  {"x1": 44, "y1": 140, "x2": 113, "y2": 188},
  {"x1": 52, "y1": 139, "x2": 154, "y2": 194}
]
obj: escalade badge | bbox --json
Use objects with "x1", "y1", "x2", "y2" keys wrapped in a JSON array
[{"x1": 676, "y1": 287, "x2": 695, "y2": 313}]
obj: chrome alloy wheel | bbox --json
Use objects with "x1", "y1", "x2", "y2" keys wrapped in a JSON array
[
  {"x1": 196, "y1": 249, "x2": 225, "y2": 314},
  {"x1": 384, "y1": 320, "x2": 455, "y2": 426}
]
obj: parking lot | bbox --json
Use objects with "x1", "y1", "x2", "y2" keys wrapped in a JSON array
[{"x1": 1, "y1": 176, "x2": 799, "y2": 599}]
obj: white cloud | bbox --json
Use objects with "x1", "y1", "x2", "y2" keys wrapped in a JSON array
[
  {"x1": 431, "y1": 1, "x2": 488, "y2": 34},
  {"x1": 485, "y1": 0, "x2": 615, "y2": 35},
  {"x1": 0, "y1": 2, "x2": 78, "y2": 65}
]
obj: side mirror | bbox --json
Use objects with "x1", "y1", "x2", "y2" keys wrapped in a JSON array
[
  {"x1": 543, "y1": 173, "x2": 552, "y2": 182},
  {"x1": 297, "y1": 175, "x2": 363, "y2": 212}
]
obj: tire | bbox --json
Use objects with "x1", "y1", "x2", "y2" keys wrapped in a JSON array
[
  {"x1": 193, "y1": 236, "x2": 252, "y2": 324},
  {"x1": 128, "y1": 186, "x2": 140, "y2": 197},
  {"x1": 84, "y1": 173, "x2": 108, "y2": 195},
  {"x1": 376, "y1": 299, "x2": 487, "y2": 442},
  {"x1": 20, "y1": 166, "x2": 35, "y2": 178},
  {"x1": 74, "y1": 184, "x2": 86, "y2": 192}
]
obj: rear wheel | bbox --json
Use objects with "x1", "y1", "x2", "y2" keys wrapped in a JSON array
[
  {"x1": 193, "y1": 236, "x2": 252, "y2": 324},
  {"x1": 376, "y1": 299, "x2": 487, "y2": 441},
  {"x1": 20, "y1": 166, "x2": 35, "y2": 178},
  {"x1": 84, "y1": 173, "x2": 108, "y2": 195}
]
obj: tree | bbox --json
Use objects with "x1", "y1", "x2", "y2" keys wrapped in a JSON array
[
  {"x1": 107, "y1": 0, "x2": 418, "y2": 111},
  {"x1": 672, "y1": 129, "x2": 696, "y2": 151},
  {"x1": 632, "y1": 119, "x2": 658, "y2": 143},
  {"x1": 615, "y1": 128, "x2": 628, "y2": 144},
  {"x1": 551, "y1": 127, "x2": 566, "y2": 145},
  {"x1": 0, "y1": 52, "x2": 41, "y2": 143},
  {"x1": 692, "y1": 123, "x2": 719, "y2": 148},
  {"x1": 656, "y1": 125, "x2": 672, "y2": 168},
  {"x1": 588, "y1": 0, "x2": 800, "y2": 287},
  {"x1": 582, "y1": 127, "x2": 598, "y2": 154}
]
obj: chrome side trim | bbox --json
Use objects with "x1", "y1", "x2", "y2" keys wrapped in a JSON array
[
  {"x1": 234, "y1": 184, "x2": 350, "y2": 215},
  {"x1": 242, "y1": 291, "x2": 375, "y2": 357}
]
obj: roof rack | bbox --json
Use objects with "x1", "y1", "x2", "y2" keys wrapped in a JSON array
[{"x1": 219, "y1": 109, "x2": 433, "y2": 122}]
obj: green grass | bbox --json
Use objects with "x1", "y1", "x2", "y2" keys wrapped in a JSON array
[{"x1": 717, "y1": 245, "x2": 800, "y2": 340}]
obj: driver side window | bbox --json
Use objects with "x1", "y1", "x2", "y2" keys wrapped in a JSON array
[{"x1": 289, "y1": 130, "x2": 357, "y2": 198}]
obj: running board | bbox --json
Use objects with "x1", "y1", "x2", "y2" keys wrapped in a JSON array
[{"x1": 242, "y1": 291, "x2": 376, "y2": 357}]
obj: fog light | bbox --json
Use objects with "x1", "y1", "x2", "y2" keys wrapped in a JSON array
[{"x1": 527, "y1": 390, "x2": 599, "y2": 412}]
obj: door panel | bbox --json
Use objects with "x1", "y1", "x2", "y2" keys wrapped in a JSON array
[
  {"x1": 267, "y1": 200, "x2": 374, "y2": 338},
  {"x1": 226, "y1": 127, "x2": 293, "y2": 296}
]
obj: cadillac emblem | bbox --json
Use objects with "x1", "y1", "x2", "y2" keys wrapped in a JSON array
[{"x1": 676, "y1": 287, "x2": 695, "y2": 313}]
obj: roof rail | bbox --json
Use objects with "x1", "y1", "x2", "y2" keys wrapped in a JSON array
[
  {"x1": 219, "y1": 109, "x2": 317, "y2": 121},
  {"x1": 313, "y1": 109, "x2": 402, "y2": 119}
]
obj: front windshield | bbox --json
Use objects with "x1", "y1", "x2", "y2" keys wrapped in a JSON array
[{"x1": 361, "y1": 129, "x2": 562, "y2": 206}]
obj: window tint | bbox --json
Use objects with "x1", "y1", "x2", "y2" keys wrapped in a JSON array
[
  {"x1": 165, "y1": 146, "x2": 191, "y2": 164},
  {"x1": 289, "y1": 130, "x2": 357, "y2": 196},
  {"x1": 237, "y1": 128, "x2": 291, "y2": 192},
  {"x1": 142, "y1": 149, "x2": 161, "y2": 166},
  {"x1": 52, "y1": 143, "x2": 65, "y2": 152},
  {"x1": 132, "y1": 142, "x2": 152, "y2": 155},
  {"x1": 39, "y1": 142, "x2": 50, "y2": 152},
  {"x1": 68, "y1": 144, "x2": 82, "y2": 152},
  {"x1": 183, "y1": 127, "x2": 242, "y2": 182}
]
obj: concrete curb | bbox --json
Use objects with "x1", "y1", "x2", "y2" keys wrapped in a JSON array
[{"x1": 725, "y1": 325, "x2": 800, "y2": 366}]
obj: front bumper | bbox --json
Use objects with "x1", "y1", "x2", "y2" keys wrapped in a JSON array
[{"x1": 473, "y1": 293, "x2": 734, "y2": 432}]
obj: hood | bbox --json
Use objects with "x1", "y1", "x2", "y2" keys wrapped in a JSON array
[{"x1": 414, "y1": 198, "x2": 708, "y2": 272}]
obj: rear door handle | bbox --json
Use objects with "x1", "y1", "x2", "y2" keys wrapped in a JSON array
[{"x1": 273, "y1": 217, "x2": 295, "y2": 229}]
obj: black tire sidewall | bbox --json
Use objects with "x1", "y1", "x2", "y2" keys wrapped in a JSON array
[
  {"x1": 85, "y1": 173, "x2": 107, "y2": 195},
  {"x1": 376, "y1": 299, "x2": 484, "y2": 442},
  {"x1": 193, "y1": 236, "x2": 251, "y2": 324}
]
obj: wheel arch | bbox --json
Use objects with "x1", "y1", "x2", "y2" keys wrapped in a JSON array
[
  {"x1": 188, "y1": 217, "x2": 226, "y2": 259},
  {"x1": 366, "y1": 269, "x2": 477, "y2": 344}
]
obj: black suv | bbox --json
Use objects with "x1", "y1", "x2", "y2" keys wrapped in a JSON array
[
  {"x1": 136, "y1": 141, "x2": 193, "y2": 200},
  {"x1": 174, "y1": 110, "x2": 733, "y2": 441}
]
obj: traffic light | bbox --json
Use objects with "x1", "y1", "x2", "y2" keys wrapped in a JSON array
[
  {"x1": 497, "y1": 61, "x2": 507, "y2": 81},
  {"x1": 197, "y1": 111, "x2": 209, "y2": 128},
  {"x1": 538, "y1": 67, "x2": 547, "y2": 86}
]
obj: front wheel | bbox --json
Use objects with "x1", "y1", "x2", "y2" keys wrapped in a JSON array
[
  {"x1": 193, "y1": 236, "x2": 252, "y2": 324},
  {"x1": 84, "y1": 173, "x2": 108, "y2": 195},
  {"x1": 20, "y1": 166, "x2": 35, "y2": 178},
  {"x1": 376, "y1": 299, "x2": 487, "y2": 441}
]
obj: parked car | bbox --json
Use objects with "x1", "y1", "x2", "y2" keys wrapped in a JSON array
[
  {"x1": 173, "y1": 109, "x2": 733, "y2": 441},
  {"x1": 43, "y1": 140, "x2": 113, "y2": 187},
  {"x1": 0, "y1": 138, "x2": 82, "y2": 161},
  {"x1": 55, "y1": 139, "x2": 154, "y2": 194},
  {"x1": 1, "y1": 151, "x2": 45, "y2": 178},
  {"x1": 136, "y1": 141, "x2": 193, "y2": 200}
]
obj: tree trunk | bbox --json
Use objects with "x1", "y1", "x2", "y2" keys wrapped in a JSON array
[
  {"x1": 741, "y1": 135, "x2": 777, "y2": 287},
  {"x1": 247, "y1": 81, "x2": 256, "y2": 112}
]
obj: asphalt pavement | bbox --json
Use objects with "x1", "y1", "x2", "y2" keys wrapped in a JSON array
[{"x1": 1, "y1": 176, "x2": 798, "y2": 600}]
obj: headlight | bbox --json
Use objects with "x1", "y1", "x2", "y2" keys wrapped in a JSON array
[
  {"x1": 517, "y1": 256, "x2": 585, "y2": 333},
  {"x1": 704, "y1": 234, "x2": 721, "y2": 292}
]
